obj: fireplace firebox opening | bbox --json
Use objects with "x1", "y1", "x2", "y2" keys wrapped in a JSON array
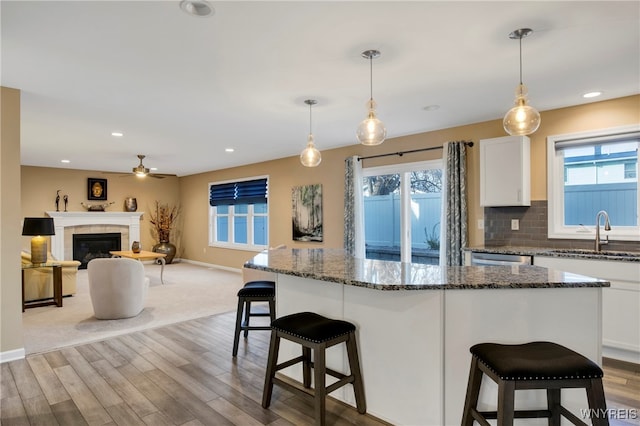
[{"x1": 73, "y1": 232, "x2": 121, "y2": 269}]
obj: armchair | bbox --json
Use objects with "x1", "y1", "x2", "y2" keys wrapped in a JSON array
[
  {"x1": 21, "y1": 251, "x2": 80, "y2": 301},
  {"x1": 87, "y1": 257, "x2": 149, "y2": 319}
]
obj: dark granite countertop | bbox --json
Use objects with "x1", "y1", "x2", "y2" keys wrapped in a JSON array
[
  {"x1": 464, "y1": 246, "x2": 640, "y2": 263},
  {"x1": 244, "y1": 248, "x2": 609, "y2": 291}
]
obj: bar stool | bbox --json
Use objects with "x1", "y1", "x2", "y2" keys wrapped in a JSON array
[
  {"x1": 262, "y1": 311, "x2": 366, "y2": 426},
  {"x1": 461, "y1": 341, "x2": 609, "y2": 426},
  {"x1": 232, "y1": 280, "x2": 275, "y2": 357}
]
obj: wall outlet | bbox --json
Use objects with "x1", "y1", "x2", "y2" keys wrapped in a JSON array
[
  {"x1": 511, "y1": 219, "x2": 520, "y2": 231},
  {"x1": 478, "y1": 219, "x2": 484, "y2": 230},
  {"x1": 203, "y1": 247, "x2": 207, "y2": 253}
]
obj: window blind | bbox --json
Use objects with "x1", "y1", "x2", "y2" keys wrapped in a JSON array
[{"x1": 209, "y1": 178, "x2": 268, "y2": 206}]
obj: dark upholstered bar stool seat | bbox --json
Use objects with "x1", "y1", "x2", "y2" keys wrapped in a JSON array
[
  {"x1": 262, "y1": 312, "x2": 366, "y2": 426},
  {"x1": 462, "y1": 341, "x2": 609, "y2": 426},
  {"x1": 232, "y1": 280, "x2": 275, "y2": 357}
]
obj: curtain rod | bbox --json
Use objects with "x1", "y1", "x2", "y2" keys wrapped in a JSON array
[{"x1": 357, "y1": 141, "x2": 474, "y2": 162}]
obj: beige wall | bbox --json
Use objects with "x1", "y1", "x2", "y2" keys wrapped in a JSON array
[
  {"x1": 179, "y1": 95, "x2": 639, "y2": 269},
  {"x1": 1, "y1": 87, "x2": 24, "y2": 356},
  {"x1": 21, "y1": 167, "x2": 181, "y2": 254}
]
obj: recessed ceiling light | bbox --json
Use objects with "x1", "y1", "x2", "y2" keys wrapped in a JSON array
[
  {"x1": 583, "y1": 91, "x2": 602, "y2": 98},
  {"x1": 179, "y1": 0, "x2": 214, "y2": 17},
  {"x1": 225, "y1": 148, "x2": 234, "y2": 153},
  {"x1": 61, "y1": 159, "x2": 70, "y2": 163},
  {"x1": 423, "y1": 105, "x2": 440, "y2": 111},
  {"x1": 111, "y1": 131, "x2": 124, "y2": 137},
  {"x1": 150, "y1": 167, "x2": 158, "y2": 171}
]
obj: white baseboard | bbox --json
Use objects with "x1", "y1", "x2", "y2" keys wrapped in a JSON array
[
  {"x1": 0, "y1": 347, "x2": 25, "y2": 364},
  {"x1": 180, "y1": 258, "x2": 242, "y2": 274},
  {"x1": 603, "y1": 345, "x2": 640, "y2": 364}
]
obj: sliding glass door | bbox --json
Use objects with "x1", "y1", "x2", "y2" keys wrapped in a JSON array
[{"x1": 363, "y1": 160, "x2": 442, "y2": 264}]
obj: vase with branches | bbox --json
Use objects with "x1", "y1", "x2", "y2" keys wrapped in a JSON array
[{"x1": 149, "y1": 201, "x2": 180, "y2": 263}]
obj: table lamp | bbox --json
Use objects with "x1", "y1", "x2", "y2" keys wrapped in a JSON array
[{"x1": 22, "y1": 217, "x2": 55, "y2": 264}]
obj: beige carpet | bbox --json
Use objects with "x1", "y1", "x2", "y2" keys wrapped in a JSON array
[{"x1": 21, "y1": 261, "x2": 244, "y2": 355}]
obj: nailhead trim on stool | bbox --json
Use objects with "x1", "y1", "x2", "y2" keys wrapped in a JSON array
[
  {"x1": 461, "y1": 341, "x2": 609, "y2": 426},
  {"x1": 262, "y1": 312, "x2": 367, "y2": 426},
  {"x1": 232, "y1": 280, "x2": 275, "y2": 357}
]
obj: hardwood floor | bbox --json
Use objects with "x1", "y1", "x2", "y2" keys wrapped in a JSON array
[
  {"x1": 2, "y1": 309, "x2": 638, "y2": 425},
  {"x1": 1, "y1": 310, "x2": 390, "y2": 426}
]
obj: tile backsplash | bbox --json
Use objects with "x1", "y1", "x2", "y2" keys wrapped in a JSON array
[{"x1": 484, "y1": 200, "x2": 639, "y2": 252}]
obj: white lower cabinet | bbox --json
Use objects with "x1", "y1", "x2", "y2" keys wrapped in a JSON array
[{"x1": 534, "y1": 256, "x2": 640, "y2": 363}]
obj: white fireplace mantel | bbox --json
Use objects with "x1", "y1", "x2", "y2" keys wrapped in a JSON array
[{"x1": 46, "y1": 211, "x2": 143, "y2": 260}]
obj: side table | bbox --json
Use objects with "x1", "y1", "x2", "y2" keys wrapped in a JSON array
[{"x1": 22, "y1": 262, "x2": 63, "y2": 312}]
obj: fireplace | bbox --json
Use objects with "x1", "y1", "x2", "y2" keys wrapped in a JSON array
[{"x1": 73, "y1": 233, "x2": 121, "y2": 269}]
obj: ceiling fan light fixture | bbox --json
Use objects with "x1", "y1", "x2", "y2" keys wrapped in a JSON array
[
  {"x1": 133, "y1": 154, "x2": 150, "y2": 177},
  {"x1": 357, "y1": 50, "x2": 386, "y2": 146},
  {"x1": 300, "y1": 99, "x2": 321, "y2": 167},
  {"x1": 503, "y1": 28, "x2": 541, "y2": 136}
]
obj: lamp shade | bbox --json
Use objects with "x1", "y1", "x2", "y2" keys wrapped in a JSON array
[
  {"x1": 22, "y1": 217, "x2": 55, "y2": 265},
  {"x1": 22, "y1": 217, "x2": 55, "y2": 236}
]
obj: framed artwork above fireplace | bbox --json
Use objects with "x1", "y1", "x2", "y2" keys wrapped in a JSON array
[{"x1": 88, "y1": 178, "x2": 107, "y2": 200}]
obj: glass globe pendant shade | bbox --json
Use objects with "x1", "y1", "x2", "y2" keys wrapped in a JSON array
[
  {"x1": 503, "y1": 83, "x2": 540, "y2": 136},
  {"x1": 300, "y1": 134, "x2": 321, "y2": 167},
  {"x1": 356, "y1": 99, "x2": 387, "y2": 146}
]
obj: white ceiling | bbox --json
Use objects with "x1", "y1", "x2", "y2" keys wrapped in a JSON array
[{"x1": 3, "y1": 1, "x2": 639, "y2": 177}]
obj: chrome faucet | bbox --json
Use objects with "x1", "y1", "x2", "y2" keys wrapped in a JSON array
[{"x1": 594, "y1": 210, "x2": 611, "y2": 252}]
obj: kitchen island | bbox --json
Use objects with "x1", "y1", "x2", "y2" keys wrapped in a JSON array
[{"x1": 244, "y1": 248, "x2": 610, "y2": 426}]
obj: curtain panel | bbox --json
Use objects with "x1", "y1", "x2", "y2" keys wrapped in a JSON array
[
  {"x1": 440, "y1": 141, "x2": 469, "y2": 266},
  {"x1": 344, "y1": 156, "x2": 365, "y2": 258}
]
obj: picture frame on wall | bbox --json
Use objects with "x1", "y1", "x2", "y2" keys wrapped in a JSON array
[
  {"x1": 292, "y1": 184, "x2": 323, "y2": 242},
  {"x1": 88, "y1": 178, "x2": 107, "y2": 200}
]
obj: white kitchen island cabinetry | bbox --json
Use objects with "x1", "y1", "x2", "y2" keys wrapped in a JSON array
[{"x1": 245, "y1": 248, "x2": 609, "y2": 426}]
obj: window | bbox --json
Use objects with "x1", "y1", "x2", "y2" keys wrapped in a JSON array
[
  {"x1": 547, "y1": 125, "x2": 639, "y2": 241},
  {"x1": 209, "y1": 177, "x2": 268, "y2": 250},
  {"x1": 362, "y1": 160, "x2": 442, "y2": 264}
]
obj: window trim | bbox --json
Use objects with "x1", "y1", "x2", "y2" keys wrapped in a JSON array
[
  {"x1": 547, "y1": 124, "x2": 639, "y2": 241},
  {"x1": 208, "y1": 175, "x2": 269, "y2": 251}
]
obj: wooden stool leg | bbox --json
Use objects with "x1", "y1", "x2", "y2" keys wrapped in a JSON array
[
  {"x1": 232, "y1": 297, "x2": 245, "y2": 357},
  {"x1": 313, "y1": 345, "x2": 327, "y2": 426},
  {"x1": 497, "y1": 380, "x2": 515, "y2": 426},
  {"x1": 243, "y1": 301, "x2": 252, "y2": 337},
  {"x1": 587, "y1": 379, "x2": 610, "y2": 426},
  {"x1": 268, "y1": 298, "x2": 276, "y2": 322},
  {"x1": 303, "y1": 346, "x2": 312, "y2": 388},
  {"x1": 547, "y1": 388, "x2": 561, "y2": 426},
  {"x1": 262, "y1": 331, "x2": 280, "y2": 408},
  {"x1": 346, "y1": 332, "x2": 366, "y2": 414},
  {"x1": 461, "y1": 356, "x2": 483, "y2": 426}
]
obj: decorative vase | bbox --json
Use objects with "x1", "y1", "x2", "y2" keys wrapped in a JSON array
[
  {"x1": 124, "y1": 197, "x2": 138, "y2": 212},
  {"x1": 152, "y1": 241, "x2": 176, "y2": 264},
  {"x1": 131, "y1": 241, "x2": 141, "y2": 253}
]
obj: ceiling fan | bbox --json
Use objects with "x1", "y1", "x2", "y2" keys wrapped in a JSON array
[{"x1": 104, "y1": 154, "x2": 175, "y2": 179}]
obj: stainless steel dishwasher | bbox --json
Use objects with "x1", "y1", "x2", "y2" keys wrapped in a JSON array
[{"x1": 470, "y1": 252, "x2": 533, "y2": 265}]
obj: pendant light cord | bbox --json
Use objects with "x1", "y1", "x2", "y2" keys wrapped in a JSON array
[
  {"x1": 369, "y1": 55, "x2": 374, "y2": 101},
  {"x1": 519, "y1": 36, "x2": 523, "y2": 85},
  {"x1": 309, "y1": 102, "x2": 313, "y2": 134}
]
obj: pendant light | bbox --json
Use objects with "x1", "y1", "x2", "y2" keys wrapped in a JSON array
[
  {"x1": 357, "y1": 50, "x2": 387, "y2": 146},
  {"x1": 503, "y1": 28, "x2": 541, "y2": 136},
  {"x1": 300, "y1": 99, "x2": 321, "y2": 167}
]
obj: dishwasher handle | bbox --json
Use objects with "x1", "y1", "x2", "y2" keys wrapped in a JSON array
[{"x1": 470, "y1": 252, "x2": 533, "y2": 265}]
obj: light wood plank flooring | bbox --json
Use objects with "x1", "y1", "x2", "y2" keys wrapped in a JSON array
[{"x1": 2, "y1": 309, "x2": 639, "y2": 425}]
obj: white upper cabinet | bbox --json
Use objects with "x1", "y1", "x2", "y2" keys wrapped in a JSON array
[{"x1": 480, "y1": 135, "x2": 531, "y2": 206}]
